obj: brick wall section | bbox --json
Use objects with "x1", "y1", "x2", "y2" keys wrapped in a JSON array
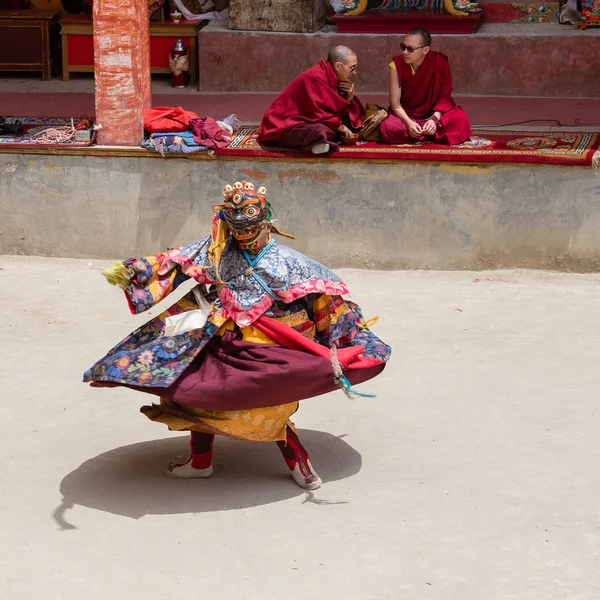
[{"x1": 93, "y1": 0, "x2": 151, "y2": 145}]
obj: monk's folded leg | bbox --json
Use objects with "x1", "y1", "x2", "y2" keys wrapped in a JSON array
[
  {"x1": 435, "y1": 108, "x2": 472, "y2": 145},
  {"x1": 267, "y1": 123, "x2": 339, "y2": 153},
  {"x1": 380, "y1": 113, "x2": 413, "y2": 144}
]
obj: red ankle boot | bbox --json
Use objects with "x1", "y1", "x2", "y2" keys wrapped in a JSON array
[
  {"x1": 277, "y1": 427, "x2": 322, "y2": 490},
  {"x1": 167, "y1": 431, "x2": 215, "y2": 479}
]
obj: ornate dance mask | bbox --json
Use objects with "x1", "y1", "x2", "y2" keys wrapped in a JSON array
[{"x1": 220, "y1": 181, "x2": 271, "y2": 251}]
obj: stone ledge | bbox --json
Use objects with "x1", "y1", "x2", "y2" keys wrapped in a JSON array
[{"x1": 2, "y1": 152, "x2": 599, "y2": 271}]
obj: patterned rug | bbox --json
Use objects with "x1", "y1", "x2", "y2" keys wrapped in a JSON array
[
  {"x1": 215, "y1": 128, "x2": 600, "y2": 167},
  {"x1": 0, "y1": 117, "x2": 96, "y2": 147}
]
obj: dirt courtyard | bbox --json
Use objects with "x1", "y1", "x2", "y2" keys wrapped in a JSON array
[{"x1": 1, "y1": 256, "x2": 598, "y2": 600}]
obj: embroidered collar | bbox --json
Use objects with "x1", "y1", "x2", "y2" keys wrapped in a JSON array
[{"x1": 241, "y1": 239, "x2": 279, "y2": 300}]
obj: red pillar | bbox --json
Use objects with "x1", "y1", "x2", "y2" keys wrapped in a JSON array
[{"x1": 93, "y1": 0, "x2": 151, "y2": 146}]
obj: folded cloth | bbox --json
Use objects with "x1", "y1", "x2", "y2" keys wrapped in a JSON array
[
  {"x1": 189, "y1": 116, "x2": 230, "y2": 149},
  {"x1": 143, "y1": 106, "x2": 200, "y2": 133},
  {"x1": 151, "y1": 130, "x2": 200, "y2": 146},
  {"x1": 141, "y1": 138, "x2": 209, "y2": 155}
]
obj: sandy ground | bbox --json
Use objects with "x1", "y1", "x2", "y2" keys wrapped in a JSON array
[{"x1": 1, "y1": 256, "x2": 599, "y2": 600}]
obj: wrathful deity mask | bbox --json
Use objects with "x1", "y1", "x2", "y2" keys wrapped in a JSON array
[{"x1": 220, "y1": 181, "x2": 271, "y2": 251}]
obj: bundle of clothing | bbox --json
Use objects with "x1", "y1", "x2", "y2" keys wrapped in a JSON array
[
  {"x1": 0, "y1": 117, "x2": 23, "y2": 137},
  {"x1": 142, "y1": 106, "x2": 240, "y2": 155},
  {"x1": 140, "y1": 131, "x2": 209, "y2": 155},
  {"x1": 558, "y1": 0, "x2": 582, "y2": 25}
]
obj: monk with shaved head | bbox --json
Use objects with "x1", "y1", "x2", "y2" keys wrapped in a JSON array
[{"x1": 258, "y1": 46, "x2": 364, "y2": 154}]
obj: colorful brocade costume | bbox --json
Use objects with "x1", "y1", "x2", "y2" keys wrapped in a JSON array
[{"x1": 84, "y1": 181, "x2": 390, "y2": 488}]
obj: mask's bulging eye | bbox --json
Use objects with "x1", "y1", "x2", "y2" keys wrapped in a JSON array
[{"x1": 244, "y1": 206, "x2": 259, "y2": 217}]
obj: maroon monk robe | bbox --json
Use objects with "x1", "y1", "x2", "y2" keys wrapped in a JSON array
[
  {"x1": 380, "y1": 51, "x2": 472, "y2": 145},
  {"x1": 258, "y1": 60, "x2": 364, "y2": 152}
]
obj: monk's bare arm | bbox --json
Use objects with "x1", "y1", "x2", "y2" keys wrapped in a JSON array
[
  {"x1": 388, "y1": 67, "x2": 422, "y2": 136},
  {"x1": 389, "y1": 67, "x2": 408, "y2": 123}
]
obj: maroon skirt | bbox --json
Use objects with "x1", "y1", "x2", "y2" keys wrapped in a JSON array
[{"x1": 118, "y1": 331, "x2": 384, "y2": 411}]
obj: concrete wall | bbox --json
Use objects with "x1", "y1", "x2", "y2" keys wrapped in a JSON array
[{"x1": 1, "y1": 153, "x2": 600, "y2": 271}]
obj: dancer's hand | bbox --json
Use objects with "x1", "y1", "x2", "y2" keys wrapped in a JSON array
[{"x1": 101, "y1": 262, "x2": 130, "y2": 288}]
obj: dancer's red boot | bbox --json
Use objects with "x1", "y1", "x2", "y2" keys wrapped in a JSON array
[
  {"x1": 167, "y1": 431, "x2": 215, "y2": 479},
  {"x1": 277, "y1": 426, "x2": 322, "y2": 490}
]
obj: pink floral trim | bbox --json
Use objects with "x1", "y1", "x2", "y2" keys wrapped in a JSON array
[
  {"x1": 217, "y1": 278, "x2": 349, "y2": 328},
  {"x1": 277, "y1": 279, "x2": 349, "y2": 302},
  {"x1": 160, "y1": 248, "x2": 216, "y2": 285},
  {"x1": 218, "y1": 288, "x2": 275, "y2": 328}
]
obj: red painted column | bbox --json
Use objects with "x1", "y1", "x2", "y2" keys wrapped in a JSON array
[{"x1": 93, "y1": 0, "x2": 151, "y2": 146}]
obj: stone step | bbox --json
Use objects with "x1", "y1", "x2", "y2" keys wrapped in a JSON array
[{"x1": 198, "y1": 22, "x2": 600, "y2": 97}]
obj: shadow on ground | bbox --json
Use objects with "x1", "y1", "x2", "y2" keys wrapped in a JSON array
[{"x1": 54, "y1": 429, "x2": 361, "y2": 527}]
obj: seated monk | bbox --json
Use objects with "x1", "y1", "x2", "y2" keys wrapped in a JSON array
[
  {"x1": 380, "y1": 28, "x2": 472, "y2": 146},
  {"x1": 258, "y1": 46, "x2": 364, "y2": 154}
]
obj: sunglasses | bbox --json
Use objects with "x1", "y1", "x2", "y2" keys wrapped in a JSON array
[{"x1": 400, "y1": 43, "x2": 428, "y2": 53}]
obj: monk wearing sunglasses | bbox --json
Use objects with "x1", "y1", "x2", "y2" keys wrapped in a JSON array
[{"x1": 380, "y1": 28, "x2": 472, "y2": 145}]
